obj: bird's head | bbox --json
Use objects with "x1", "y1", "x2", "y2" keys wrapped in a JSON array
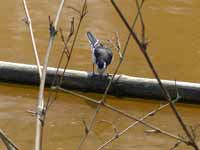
[
  {"x1": 97, "y1": 60, "x2": 106, "y2": 74},
  {"x1": 97, "y1": 60, "x2": 106, "y2": 69}
]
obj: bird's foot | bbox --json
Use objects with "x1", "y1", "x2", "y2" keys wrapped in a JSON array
[
  {"x1": 106, "y1": 73, "x2": 112, "y2": 77},
  {"x1": 98, "y1": 73, "x2": 111, "y2": 79},
  {"x1": 91, "y1": 72, "x2": 98, "y2": 77}
]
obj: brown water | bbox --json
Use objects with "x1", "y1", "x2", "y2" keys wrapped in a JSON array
[{"x1": 0, "y1": 0, "x2": 200, "y2": 149}]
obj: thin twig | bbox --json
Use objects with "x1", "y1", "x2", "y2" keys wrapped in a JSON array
[
  {"x1": 97, "y1": 94, "x2": 181, "y2": 150},
  {"x1": 58, "y1": 85, "x2": 187, "y2": 147},
  {"x1": 110, "y1": 0, "x2": 199, "y2": 149},
  {"x1": 67, "y1": 6, "x2": 81, "y2": 15},
  {"x1": 45, "y1": 0, "x2": 87, "y2": 111},
  {"x1": 170, "y1": 140, "x2": 182, "y2": 150},
  {"x1": 77, "y1": 1, "x2": 145, "y2": 149},
  {"x1": 135, "y1": 0, "x2": 147, "y2": 48},
  {"x1": 60, "y1": 28, "x2": 70, "y2": 57},
  {"x1": 45, "y1": 17, "x2": 75, "y2": 111},
  {"x1": 58, "y1": 0, "x2": 88, "y2": 85},
  {"x1": 22, "y1": 0, "x2": 42, "y2": 80},
  {"x1": 103, "y1": 102, "x2": 187, "y2": 143},
  {"x1": 57, "y1": 86, "x2": 100, "y2": 104},
  {"x1": 190, "y1": 124, "x2": 200, "y2": 141},
  {"x1": 109, "y1": 32, "x2": 122, "y2": 59},
  {"x1": 0, "y1": 129, "x2": 19, "y2": 150},
  {"x1": 35, "y1": 0, "x2": 65, "y2": 150},
  {"x1": 59, "y1": 17, "x2": 75, "y2": 57},
  {"x1": 96, "y1": 120, "x2": 119, "y2": 136}
]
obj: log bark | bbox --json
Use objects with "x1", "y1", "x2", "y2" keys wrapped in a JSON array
[{"x1": 0, "y1": 61, "x2": 200, "y2": 103}]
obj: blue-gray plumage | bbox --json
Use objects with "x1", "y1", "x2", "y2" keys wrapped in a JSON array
[{"x1": 86, "y1": 32, "x2": 113, "y2": 75}]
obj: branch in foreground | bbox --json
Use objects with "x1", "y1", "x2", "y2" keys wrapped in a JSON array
[
  {"x1": 77, "y1": 1, "x2": 145, "y2": 149},
  {"x1": 35, "y1": 0, "x2": 65, "y2": 150},
  {"x1": 58, "y1": 87, "x2": 187, "y2": 146},
  {"x1": 110, "y1": 0, "x2": 199, "y2": 149},
  {"x1": 45, "y1": 17, "x2": 75, "y2": 111},
  {"x1": 0, "y1": 129, "x2": 19, "y2": 150},
  {"x1": 45, "y1": 0, "x2": 87, "y2": 111},
  {"x1": 22, "y1": 0, "x2": 42, "y2": 80},
  {"x1": 58, "y1": 0, "x2": 88, "y2": 85},
  {"x1": 97, "y1": 92, "x2": 181, "y2": 150}
]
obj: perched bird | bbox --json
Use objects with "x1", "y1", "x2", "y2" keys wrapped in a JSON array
[{"x1": 86, "y1": 32, "x2": 113, "y2": 75}]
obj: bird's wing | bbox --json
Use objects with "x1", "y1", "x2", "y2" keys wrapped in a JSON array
[
  {"x1": 94, "y1": 47, "x2": 102, "y2": 59},
  {"x1": 104, "y1": 48, "x2": 113, "y2": 65}
]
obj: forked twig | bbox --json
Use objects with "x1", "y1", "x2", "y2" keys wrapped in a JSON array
[
  {"x1": 170, "y1": 123, "x2": 200, "y2": 150},
  {"x1": 135, "y1": 0, "x2": 148, "y2": 48},
  {"x1": 109, "y1": 32, "x2": 122, "y2": 59},
  {"x1": 58, "y1": 0, "x2": 88, "y2": 85},
  {"x1": 35, "y1": 0, "x2": 65, "y2": 150},
  {"x1": 45, "y1": 0, "x2": 87, "y2": 111},
  {"x1": 59, "y1": 17, "x2": 75, "y2": 57},
  {"x1": 60, "y1": 28, "x2": 70, "y2": 57},
  {"x1": 190, "y1": 124, "x2": 200, "y2": 141}
]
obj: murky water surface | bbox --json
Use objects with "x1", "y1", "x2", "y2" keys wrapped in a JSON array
[{"x1": 0, "y1": 0, "x2": 200, "y2": 149}]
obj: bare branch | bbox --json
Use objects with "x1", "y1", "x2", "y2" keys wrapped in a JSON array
[
  {"x1": 58, "y1": 84, "x2": 188, "y2": 149},
  {"x1": 103, "y1": 102, "x2": 187, "y2": 143},
  {"x1": 0, "y1": 129, "x2": 19, "y2": 150},
  {"x1": 48, "y1": 16, "x2": 58, "y2": 37},
  {"x1": 109, "y1": 32, "x2": 122, "y2": 59},
  {"x1": 96, "y1": 98, "x2": 186, "y2": 150},
  {"x1": 22, "y1": 0, "x2": 42, "y2": 79},
  {"x1": 82, "y1": 119, "x2": 89, "y2": 135},
  {"x1": 35, "y1": 0, "x2": 65, "y2": 149},
  {"x1": 66, "y1": 17, "x2": 75, "y2": 42},
  {"x1": 59, "y1": 28, "x2": 70, "y2": 57},
  {"x1": 135, "y1": 0, "x2": 148, "y2": 50},
  {"x1": 45, "y1": 0, "x2": 87, "y2": 112},
  {"x1": 58, "y1": 0, "x2": 88, "y2": 86},
  {"x1": 170, "y1": 140, "x2": 182, "y2": 150},
  {"x1": 67, "y1": 6, "x2": 81, "y2": 15},
  {"x1": 57, "y1": 87, "x2": 100, "y2": 104},
  {"x1": 110, "y1": 0, "x2": 199, "y2": 149},
  {"x1": 190, "y1": 124, "x2": 200, "y2": 141},
  {"x1": 78, "y1": 1, "x2": 146, "y2": 148}
]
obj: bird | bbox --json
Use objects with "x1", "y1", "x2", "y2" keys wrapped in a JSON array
[{"x1": 86, "y1": 32, "x2": 113, "y2": 75}]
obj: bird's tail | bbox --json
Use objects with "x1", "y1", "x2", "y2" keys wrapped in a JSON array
[{"x1": 86, "y1": 32, "x2": 98, "y2": 47}]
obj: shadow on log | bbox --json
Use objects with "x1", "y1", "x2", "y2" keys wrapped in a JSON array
[{"x1": 0, "y1": 61, "x2": 200, "y2": 104}]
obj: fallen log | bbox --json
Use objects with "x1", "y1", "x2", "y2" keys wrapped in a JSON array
[{"x1": 0, "y1": 61, "x2": 200, "y2": 104}]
